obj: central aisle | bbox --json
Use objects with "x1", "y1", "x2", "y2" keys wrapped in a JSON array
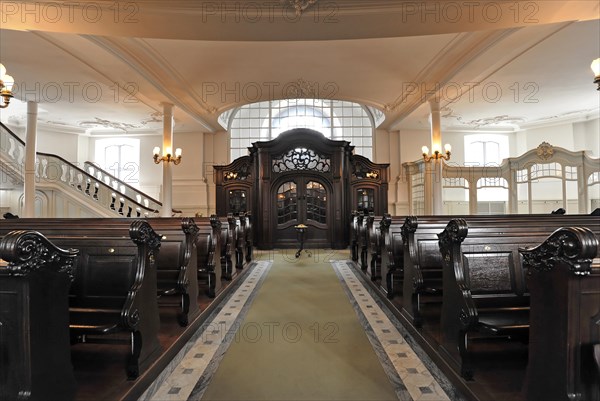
[{"x1": 200, "y1": 250, "x2": 398, "y2": 401}]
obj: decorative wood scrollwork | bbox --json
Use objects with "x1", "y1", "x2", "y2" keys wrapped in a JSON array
[
  {"x1": 130, "y1": 220, "x2": 162, "y2": 250},
  {"x1": 352, "y1": 159, "x2": 379, "y2": 180},
  {"x1": 272, "y1": 147, "x2": 331, "y2": 173},
  {"x1": 224, "y1": 161, "x2": 252, "y2": 181},
  {"x1": 401, "y1": 216, "x2": 418, "y2": 245},
  {"x1": 520, "y1": 227, "x2": 598, "y2": 275},
  {"x1": 0, "y1": 230, "x2": 79, "y2": 280},
  {"x1": 438, "y1": 219, "x2": 468, "y2": 263}
]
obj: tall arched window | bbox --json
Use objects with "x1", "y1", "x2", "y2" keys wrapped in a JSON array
[
  {"x1": 223, "y1": 99, "x2": 384, "y2": 161},
  {"x1": 464, "y1": 134, "x2": 510, "y2": 202},
  {"x1": 94, "y1": 138, "x2": 140, "y2": 186}
]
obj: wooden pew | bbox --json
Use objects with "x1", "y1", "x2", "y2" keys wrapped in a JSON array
[
  {"x1": 221, "y1": 214, "x2": 237, "y2": 280},
  {"x1": 0, "y1": 219, "x2": 163, "y2": 379},
  {"x1": 358, "y1": 211, "x2": 370, "y2": 272},
  {"x1": 437, "y1": 218, "x2": 600, "y2": 380},
  {"x1": 0, "y1": 230, "x2": 79, "y2": 401},
  {"x1": 378, "y1": 214, "x2": 406, "y2": 299},
  {"x1": 349, "y1": 210, "x2": 363, "y2": 262},
  {"x1": 144, "y1": 217, "x2": 201, "y2": 326},
  {"x1": 365, "y1": 213, "x2": 384, "y2": 282},
  {"x1": 234, "y1": 213, "x2": 249, "y2": 270},
  {"x1": 241, "y1": 212, "x2": 253, "y2": 263},
  {"x1": 401, "y1": 214, "x2": 600, "y2": 328},
  {"x1": 194, "y1": 215, "x2": 223, "y2": 298},
  {"x1": 0, "y1": 217, "x2": 220, "y2": 322},
  {"x1": 520, "y1": 227, "x2": 600, "y2": 401}
]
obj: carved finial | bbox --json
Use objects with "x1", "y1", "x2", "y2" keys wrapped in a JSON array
[{"x1": 401, "y1": 216, "x2": 418, "y2": 244}]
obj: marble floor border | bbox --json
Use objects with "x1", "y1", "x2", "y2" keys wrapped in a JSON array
[
  {"x1": 137, "y1": 260, "x2": 273, "y2": 401},
  {"x1": 332, "y1": 260, "x2": 463, "y2": 401}
]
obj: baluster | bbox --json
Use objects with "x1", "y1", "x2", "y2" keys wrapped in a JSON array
[
  {"x1": 127, "y1": 206, "x2": 132, "y2": 217},
  {"x1": 118, "y1": 197, "x2": 124, "y2": 215},
  {"x1": 84, "y1": 180, "x2": 91, "y2": 195},
  {"x1": 136, "y1": 208, "x2": 141, "y2": 217},
  {"x1": 60, "y1": 164, "x2": 68, "y2": 183},
  {"x1": 76, "y1": 173, "x2": 83, "y2": 191},
  {"x1": 110, "y1": 193, "x2": 116, "y2": 210},
  {"x1": 41, "y1": 158, "x2": 48, "y2": 179},
  {"x1": 93, "y1": 183, "x2": 99, "y2": 200}
]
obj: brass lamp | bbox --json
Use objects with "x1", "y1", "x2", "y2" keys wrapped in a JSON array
[
  {"x1": 422, "y1": 143, "x2": 451, "y2": 162},
  {"x1": 153, "y1": 146, "x2": 182, "y2": 165}
]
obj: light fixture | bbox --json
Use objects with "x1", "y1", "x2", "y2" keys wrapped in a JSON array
[
  {"x1": 366, "y1": 171, "x2": 379, "y2": 179},
  {"x1": 422, "y1": 143, "x2": 451, "y2": 162},
  {"x1": 0, "y1": 63, "x2": 15, "y2": 109},
  {"x1": 153, "y1": 146, "x2": 182, "y2": 165},
  {"x1": 224, "y1": 171, "x2": 238, "y2": 180},
  {"x1": 591, "y1": 58, "x2": 600, "y2": 91}
]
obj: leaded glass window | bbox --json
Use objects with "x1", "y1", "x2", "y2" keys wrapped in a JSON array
[
  {"x1": 306, "y1": 181, "x2": 327, "y2": 224},
  {"x1": 228, "y1": 190, "x2": 247, "y2": 215},
  {"x1": 276, "y1": 181, "x2": 297, "y2": 225},
  {"x1": 356, "y1": 188, "x2": 374, "y2": 212}
]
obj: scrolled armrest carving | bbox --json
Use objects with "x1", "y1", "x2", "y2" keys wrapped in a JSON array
[
  {"x1": 520, "y1": 227, "x2": 598, "y2": 276},
  {"x1": 0, "y1": 230, "x2": 79, "y2": 281}
]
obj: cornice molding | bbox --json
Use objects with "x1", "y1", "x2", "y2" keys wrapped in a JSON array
[
  {"x1": 84, "y1": 36, "x2": 217, "y2": 132},
  {"x1": 386, "y1": 29, "x2": 518, "y2": 127}
]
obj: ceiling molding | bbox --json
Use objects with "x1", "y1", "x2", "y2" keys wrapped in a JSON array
[
  {"x1": 31, "y1": 32, "x2": 160, "y2": 114},
  {"x1": 385, "y1": 29, "x2": 518, "y2": 128},
  {"x1": 84, "y1": 36, "x2": 217, "y2": 132}
]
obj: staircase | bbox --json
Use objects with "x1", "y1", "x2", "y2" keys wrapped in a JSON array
[{"x1": 0, "y1": 122, "x2": 172, "y2": 218}]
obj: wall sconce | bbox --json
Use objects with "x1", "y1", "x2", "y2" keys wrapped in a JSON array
[
  {"x1": 591, "y1": 58, "x2": 600, "y2": 91},
  {"x1": 153, "y1": 146, "x2": 182, "y2": 165},
  {"x1": 366, "y1": 171, "x2": 379, "y2": 179},
  {"x1": 0, "y1": 63, "x2": 15, "y2": 109},
  {"x1": 422, "y1": 144, "x2": 451, "y2": 162}
]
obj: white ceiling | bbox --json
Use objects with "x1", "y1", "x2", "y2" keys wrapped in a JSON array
[{"x1": 0, "y1": 1, "x2": 598, "y2": 135}]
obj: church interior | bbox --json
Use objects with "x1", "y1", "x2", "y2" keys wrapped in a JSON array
[{"x1": 0, "y1": 1, "x2": 599, "y2": 400}]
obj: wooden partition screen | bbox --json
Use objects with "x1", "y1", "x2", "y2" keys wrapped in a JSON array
[{"x1": 214, "y1": 129, "x2": 389, "y2": 249}]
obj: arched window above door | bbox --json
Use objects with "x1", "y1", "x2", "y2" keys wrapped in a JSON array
[{"x1": 223, "y1": 99, "x2": 384, "y2": 161}]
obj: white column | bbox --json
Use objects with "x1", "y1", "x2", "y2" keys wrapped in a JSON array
[
  {"x1": 429, "y1": 100, "x2": 444, "y2": 215},
  {"x1": 160, "y1": 103, "x2": 174, "y2": 217},
  {"x1": 23, "y1": 101, "x2": 38, "y2": 217}
]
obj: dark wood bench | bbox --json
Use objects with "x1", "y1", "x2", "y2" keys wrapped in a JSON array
[
  {"x1": 437, "y1": 218, "x2": 600, "y2": 380},
  {"x1": 401, "y1": 214, "x2": 600, "y2": 328},
  {"x1": 365, "y1": 213, "x2": 384, "y2": 281},
  {"x1": 350, "y1": 210, "x2": 364, "y2": 263},
  {"x1": 520, "y1": 227, "x2": 600, "y2": 401},
  {"x1": 0, "y1": 230, "x2": 79, "y2": 401},
  {"x1": 240, "y1": 212, "x2": 253, "y2": 263},
  {"x1": 379, "y1": 214, "x2": 406, "y2": 299},
  {"x1": 144, "y1": 217, "x2": 201, "y2": 326},
  {"x1": 221, "y1": 214, "x2": 237, "y2": 280},
  {"x1": 234, "y1": 213, "x2": 249, "y2": 270},
  {"x1": 0, "y1": 219, "x2": 163, "y2": 379},
  {"x1": 0, "y1": 217, "x2": 202, "y2": 326},
  {"x1": 194, "y1": 215, "x2": 223, "y2": 298}
]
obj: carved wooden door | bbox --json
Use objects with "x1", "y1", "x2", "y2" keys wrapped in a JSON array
[{"x1": 274, "y1": 177, "x2": 329, "y2": 248}]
